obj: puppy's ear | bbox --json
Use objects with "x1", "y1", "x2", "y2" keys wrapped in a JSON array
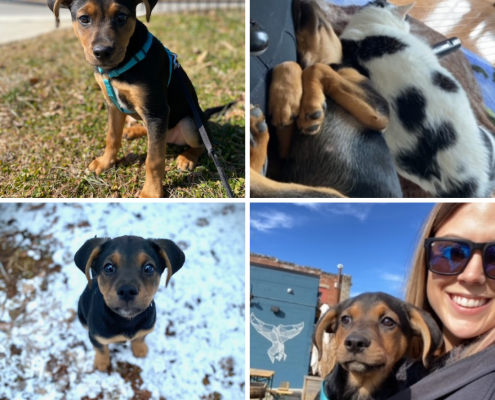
[
  {"x1": 135, "y1": 0, "x2": 158, "y2": 23},
  {"x1": 294, "y1": 0, "x2": 321, "y2": 35},
  {"x1": 47, "y1": 0, "x2": 73, "y2": 27},
  {"x1": 405, "y1": 304, "x2": 443, "y2": 367},
  {"x1": 293, "y1": 0, "x2": 341, "y2": 67},
  {"x1": 74, "y1": 238, "x2": 109, "y2": 286},
  {"x1": 148, "y1": 239, "x2": 185, "y2": 287},
  {"x1": 312, "y1": 304, "x2": 341, "y2": 361}
]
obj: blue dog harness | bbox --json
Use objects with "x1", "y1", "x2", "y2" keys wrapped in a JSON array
[
  {"x1": 98, "y1": 31, "x2": 174, "y2": 114},
  {"x1": 320, "y1": 382, "x2": 329, "y2": 400}
]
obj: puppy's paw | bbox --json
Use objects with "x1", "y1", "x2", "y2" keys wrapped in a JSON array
[
  {"x1": 298, "y1": 91, "x2": 327, "y2": 135},
  {"x1": 123, "y1": 126, "x2": 148, "y2": 140},
  {"x1": 176, "y1": 151, "x2": 198, "y2": 171},
  {"x1": 88, "y1": 156, "x2": 115, "y2": 174},
  {"x1": 138, "y1": 181, "x2": 164, "y2": 198},
  {"x1": 94, "y1": 351, "x2": 110, "y2": 372},
  {"x1": 269, "y1": 98, "x2": 300, "y2": 128},
  {"x1": 268, "y1": 62, "x2": 303, "y2": 127},
  {"x1": 131, "y1": 340, "x2": 148, "y2": 358},
  {"x1": 250, "y1": 106, "x2": 268, "y2": 142},
  {"x1": 250, "y1": 106, "x2": 270, "y2": 172}
]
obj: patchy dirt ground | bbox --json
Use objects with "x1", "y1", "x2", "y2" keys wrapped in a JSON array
[{"x1": 0, "y1": 203, "x2": 245, "y2": 399}]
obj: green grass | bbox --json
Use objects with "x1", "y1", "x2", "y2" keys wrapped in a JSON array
[{"x1": 0, "y1": 10, "x2": 245, "y2": 198}]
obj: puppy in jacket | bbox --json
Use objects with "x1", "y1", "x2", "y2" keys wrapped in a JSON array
[
  {"x1": 74, "y1": 235, "x2": 185, "y2": 371},
  {"x1": 314, "y1": 292, "x2": 443, "y2": 400}
]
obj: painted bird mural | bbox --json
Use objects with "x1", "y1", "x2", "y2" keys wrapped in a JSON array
[{"x1": 250, "y1": 313, "x2": 305, "y2": 363}]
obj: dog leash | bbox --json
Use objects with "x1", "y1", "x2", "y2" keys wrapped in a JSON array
[{"x1": 98, "y1": 32, "x2": 234, "y2": 198}]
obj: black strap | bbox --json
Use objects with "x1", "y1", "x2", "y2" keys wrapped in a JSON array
[{"x1": 173, "y1": 67, "x2": 234, "y2": 198}]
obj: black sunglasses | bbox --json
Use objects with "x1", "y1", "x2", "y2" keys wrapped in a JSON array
[{"x1": 424, "y1": 237, "x2": 495, "y2": 279}]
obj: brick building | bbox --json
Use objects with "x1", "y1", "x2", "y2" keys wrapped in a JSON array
[{"x1": 250, "y1": 253, "x2": 352, "y2": 306}]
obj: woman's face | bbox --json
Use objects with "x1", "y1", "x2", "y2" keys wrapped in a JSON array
[{"x1": 427, "y1": 203, "x2": 495, "y2": 351}]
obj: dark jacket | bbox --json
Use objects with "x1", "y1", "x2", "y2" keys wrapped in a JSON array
[{"x1": 389, "y1": 345, "x2": 495, "y2": 400}]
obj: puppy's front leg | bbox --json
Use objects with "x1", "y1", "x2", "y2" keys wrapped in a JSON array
[
  {"x1": 250, "y1": 106, "x2": 269, "y2": 173},
  {"x1": 93, "y1": 344, "x2": 110, "y2": 372},
  {"x1": 139, "y1": 119, "x2": 167, "y2": 198},
  {"x1": 269, "y1": 61, "x2": 303, "y2": 159},
  {"x1": 298, "y1": 64, "x2": 389, "y2": 134},
  {"x1": 131, "y1": 336, "x2": 148, "y2": 358},
  {"x1": 89, "y1": 105, "x2": 126, "y2": 173}
]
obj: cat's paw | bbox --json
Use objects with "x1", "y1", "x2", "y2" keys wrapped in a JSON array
[{"x1": 297, "y1": 95, "x2": 327, "y2": 135}]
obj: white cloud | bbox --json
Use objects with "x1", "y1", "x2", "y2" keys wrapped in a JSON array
[
  {"x1": 294, "y1": 203, "x2": 324, "y2": 211},
  {"x1": 381, "y1": 273, "x2": 403, "y2": 283},
  {"x1": 250, "y1": 211, "x2": 295, "y2": 232},
  {"x1": 294, "y1": 203, "x2": 372, "y2": 222}
]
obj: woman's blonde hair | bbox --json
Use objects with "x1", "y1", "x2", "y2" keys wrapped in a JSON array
[{"x1": 405, "y1": 203, "x2": 495, "y2": 358}]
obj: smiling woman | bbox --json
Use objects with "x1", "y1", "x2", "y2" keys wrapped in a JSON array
[{"x1": 393, "y1": 203, "x2": 495, "y2": 400}]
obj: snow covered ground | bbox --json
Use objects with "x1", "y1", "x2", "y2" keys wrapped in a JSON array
[{"x1": 0, "y1": 202, "x2": 245, "y2": 400}]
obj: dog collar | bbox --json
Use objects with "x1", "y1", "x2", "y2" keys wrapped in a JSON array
[
  {"x1": 320, "y1": 382, "x2": 330, "y2": 400},
  {"x1": 98, "y1": 32, "x2": 175, "y2": 114}
]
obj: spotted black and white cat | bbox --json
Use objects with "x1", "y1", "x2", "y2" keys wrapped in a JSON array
[{"x1": 340, "y1": 0, "x2": 495, "y2": 197}]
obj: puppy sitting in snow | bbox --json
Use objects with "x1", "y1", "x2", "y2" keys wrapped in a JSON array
[{"x1": 74, "y1": 235, "x2": 184, "y2": 371}]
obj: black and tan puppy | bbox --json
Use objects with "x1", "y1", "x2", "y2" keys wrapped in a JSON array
[
  {"x1": 250, "y1": 0, "x2": 402, "y2": 198},
  {"x1": 47, "y1": 0, "x2": 210, "y2": 198},
  {"x1": 314, "y1": 292, "x2": 443, "y2": 400},
  {"x1": 74, "y1": 235, "x2": 185, "y2": 371}
]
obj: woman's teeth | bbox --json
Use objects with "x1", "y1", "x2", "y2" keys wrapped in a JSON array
[{"x1": 452, "y1": 295, "x2": 488, "y2": 308}]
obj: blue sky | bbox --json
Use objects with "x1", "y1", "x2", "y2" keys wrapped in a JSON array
[{"x1": 250, "y1": 203, "x2": 436, "y2": 299}]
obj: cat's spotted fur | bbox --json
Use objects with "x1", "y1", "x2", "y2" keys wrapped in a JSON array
[{"x1": 340, "y1": 0, "x2": 495, "y2": 197}]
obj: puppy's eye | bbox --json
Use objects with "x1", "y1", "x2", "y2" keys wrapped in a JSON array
[
  {"x1": 78, "y1": 15, "x2": 90, "y2": 24},
  {"x1": 117, "y1": 13, "x2": 128, "y2": 22},
  {"x1": 341, "y1": 315, "x2": 351, "y2": 325},
  {"x1": 381, "y1": 317, "x2": 396, "y2": 327},
  {"x1": 143, "y1": 264, "x2": 155, "y2": 274},
  {"x1": 103, "y1": 263, "x2": 115, "y2": 274}
]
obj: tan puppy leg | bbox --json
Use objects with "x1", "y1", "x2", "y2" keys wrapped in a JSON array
[
  {"x1": 298, "y1": 64, "x2": 389, "y2": 134},
  {"x1": 139, "y1": 135, "x2": 166, "y2": 198},
  {"x1": 250, "y1": 106, "x2": 269, "y2": 174},
  {"x1": 94, "y1": 345, "x2": 110, "y2": 372},
  {"x1": 131, "y1": 337, "x2": 148, "y2": 358},
  {"x1": 269, "y1": 62, "x2": 303, "y2": 127},
  {"x1": 269, "y1": 62, "x2": 303, "y2": 159},
  {"x1": 89, "y1": 105, "x2": 126, "y2": 173},
  {"x1": 250, "y1": 170, "x2": 346, "y2": 198},
  {"x1": 174, "y1": 117, "x2": 205, "y2": 171}
]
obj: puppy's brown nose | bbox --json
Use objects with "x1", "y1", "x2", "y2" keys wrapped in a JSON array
[
  {"x1": 117, "y1": 285, "x2": 138, "y2": 302},
  {"x1": 345, "y1": 334, "x2": 370, "y2": 354},
  {"x1": 93, "y1": 45, "x2": 115, "y2": 61}
]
